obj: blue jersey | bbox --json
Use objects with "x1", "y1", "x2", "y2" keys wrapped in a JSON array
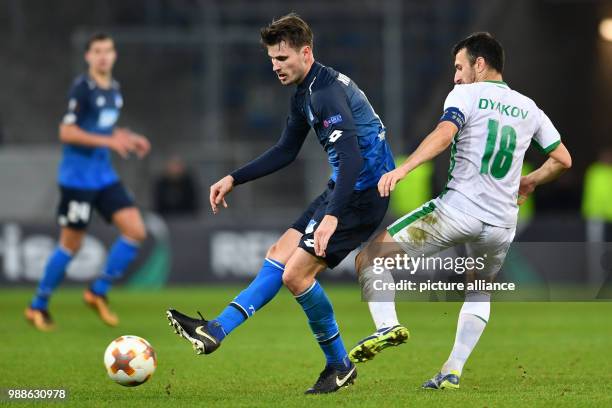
[
  {"x1": 58, "y1": 74, "x2": 122, "y2": 189},
  {"x1": 231, "y1": 62, "x2": 395, "y2": 217},
  {"x1": 296, "y1": 62, "x2": 395, "y2": 189}
]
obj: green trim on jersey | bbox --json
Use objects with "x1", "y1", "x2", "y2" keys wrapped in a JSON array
[
  {"x1": 484, "y1": 80, "x2": 509, "y2": 87},
  {"x1": 531, "y1": 139, "x2": 561, "y2": 155},
  {"x1": 439, "y1": 133, "x2": 459, "y2": 197},
  {"x1": 387, "y1": 201, "x2": 436, "y2": 237}
]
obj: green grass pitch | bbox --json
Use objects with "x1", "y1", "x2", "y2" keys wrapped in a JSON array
[{"x1": 2, "y1": 286, "x2": 612, "y2": 407}]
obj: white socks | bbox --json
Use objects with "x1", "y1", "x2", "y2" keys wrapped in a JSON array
[
  {"x1": 367, "y1": 301, "x2": 400, "y2": 330},
  {"x1": 359, "y1": 266, "x2": 400, "y2": 330},
  {"x1": 442, "y1": 291, "x2": 490, "y2": 376}
]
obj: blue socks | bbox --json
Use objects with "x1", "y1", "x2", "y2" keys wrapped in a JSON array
[
  {"x1": 212, "y1": 258, "x2": 285, "y2": 340},
  {"x1": 31, "y1": 247, "x2": 73, "y2": 310},
  {"x1": 90, "y1": 236, "x2": 139, "y2": 296},
  {"x1": 31, "y1": 236, "x2": 140, "y2": 310},
  {"x1": 295, "y1": 281, "x2": 351, "y2": 371},
  {"x1": 209, "y1": 261, "x2": 350, "y2": 372}
]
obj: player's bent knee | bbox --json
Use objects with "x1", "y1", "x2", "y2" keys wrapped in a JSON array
[
  {"x1": 266, "y1": 242, "x2": 282, "y2": 260},
  {"x1": 281, "y1": 270, "x2": 296, "y2": 290},
  {"x1": 266, "y1": 241, "x2": 297, "y2": 264},
  {"x1": 124, "y1": 226, "x2": 147, "y2": 243},
  {"x1": 355, "y1": 231, "x2": 395, "y2": 274},
  {"x1": 59, "y1": 228, "x2": 86, "y2": 254},
  {"x1": 61, "y1": 240, "x2": 82, "y2": 254},
  {"x1": 281, "y1": 270, "x2": 307, "y2": 295}
]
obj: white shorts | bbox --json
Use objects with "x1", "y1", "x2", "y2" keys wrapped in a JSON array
[{"x1": 386, "y1": 196, "x2": 516, "y2": 278}]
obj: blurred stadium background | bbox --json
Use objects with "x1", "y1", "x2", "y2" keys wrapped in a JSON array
[{"x1": 0, "y1": 0, "x2": 611, "y2": 288}]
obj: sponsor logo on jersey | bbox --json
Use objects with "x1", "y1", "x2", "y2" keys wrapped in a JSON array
[
  {"x1": 98, "y1": 108, "x2": 119, "y2": 128},
  {"x1": 328, "y1": 130, "x2": 343, "y2": 143},
  {"x1": 323, "y1": 114, "x2": 343, "y2": 128}
]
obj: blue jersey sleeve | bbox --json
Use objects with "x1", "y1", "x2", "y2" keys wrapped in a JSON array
[
  {"x1": 230, "y1": 95, "x2": 310, "y2": 185},
  {"x1": 311, "y1": 83, "x2": 363, "y2": 218},
  {"x1": 62, "y1": 79, "x2": 90, "y2": 126}
]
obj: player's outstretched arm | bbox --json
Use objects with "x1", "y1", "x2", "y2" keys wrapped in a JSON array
[
  {"x1": 210, "y1": 122, "x2": 307, "y2": 215},
  {"x1": 518, "y1": 142, "x2": 572, "y2": 205},
  {"x1": 209, "y1": 175, "x2": 234, "y2": 214},
  {"x1": 378, "y1": 121, "x2": 457, "y2": 197},
  {"x1": 59, "y1": 124, "x2": 135, "y2": 158}
]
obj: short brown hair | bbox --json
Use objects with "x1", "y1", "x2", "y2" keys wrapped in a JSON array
[
  {"x1": 85, "y1": 32, "x2": 114, "y2": 51},
  {"x1": 260, "y1": 13, "x2": 313, "y2": 50}
]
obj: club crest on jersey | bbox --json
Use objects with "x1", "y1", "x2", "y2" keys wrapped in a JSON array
[
  {"x1": 323, "y1": 114, "x2": 343, "y2": 128},
  {"x1": 96, "y1": 96, "x2": 106, "y2": 107}
]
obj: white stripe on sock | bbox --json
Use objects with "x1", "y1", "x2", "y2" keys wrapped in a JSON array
[
  {"x1": 295, "y1": 281, "x2": 317, "y2": 299},
  {"x1": 264, "y1": 258, "x2": 285, "y2": 271}
]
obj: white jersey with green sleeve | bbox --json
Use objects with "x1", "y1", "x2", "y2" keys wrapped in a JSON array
[{"x1": 438, "y1": 80, "x2": 561, "y2": 228}]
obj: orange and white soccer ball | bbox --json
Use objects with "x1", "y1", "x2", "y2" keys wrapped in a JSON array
[{"x1": 103, "y1": 335, "x2": 157, "y2": 386}]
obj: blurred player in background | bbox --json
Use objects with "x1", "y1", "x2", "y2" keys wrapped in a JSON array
[
  {"x1": 350, "y1": 32, "x2": 572, "y2": 389},
  {"x1": 25, "y1": 33, "x2": 151, "y2": 331},
  {"x1": 167, "y1": 13, "x2": 398, "y2": 394}
]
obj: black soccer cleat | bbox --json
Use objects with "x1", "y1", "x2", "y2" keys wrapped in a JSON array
[
  {"x1": 166, "y1": 308, "x2": 222, "y2": 355},
  {"x1": 305, "y1": 363, "x2": 357, "y2": 394}
]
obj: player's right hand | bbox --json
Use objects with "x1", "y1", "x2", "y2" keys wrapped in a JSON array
[
  {"x1": 378, "y1": 167, "x2": 408, "y2": 197},
  {"x1": 210, "y1": 175, "x2": 234, "y2": 214}
]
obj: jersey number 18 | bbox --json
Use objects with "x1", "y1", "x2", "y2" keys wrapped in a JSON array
[{"x1": 480, "y1": 119, "x2": 517, "y2": 179}]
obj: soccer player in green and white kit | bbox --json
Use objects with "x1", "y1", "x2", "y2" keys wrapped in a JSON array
[{"x1": 349, "y1": 32, "x2": 572, "y2": 389}]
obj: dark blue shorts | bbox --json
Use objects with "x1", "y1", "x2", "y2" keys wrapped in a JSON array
[
  {"x1": 57, "y1": 182, "x2": 135, "y2": 230},
  {"x1": 291, "y1": 183, "x2": 389, "y2": 268}
]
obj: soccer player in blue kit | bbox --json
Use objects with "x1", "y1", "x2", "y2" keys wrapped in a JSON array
[
  {"x1": 25, "y1": 33, "x2": 151, "y2": 331},
  {"x1": 166, "y1": 13, "x2": 402, "y2": 394}
]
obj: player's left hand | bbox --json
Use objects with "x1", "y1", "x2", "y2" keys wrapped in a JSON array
[
  {"x1": 314, "y1": 215, "x2": 338, "y2": 257},
  {"x1": 378, "y1": 167, "x2": 408, "y2": 197},
  {"x1": 127, "y1": 131, "x2": 151, "y2": 158},
  {"x1": 518, "y1": 175, "x2": 536, "y2": 205}
]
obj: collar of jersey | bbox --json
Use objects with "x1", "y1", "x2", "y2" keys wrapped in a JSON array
[
  {"x1": 86, "y1": 73, "x2": 117, "y2": 91},
  {"x1": 484, "y1": 80, "x2": 509, "y2": 88},
  {"x1": 297, "y1": 62, "x2": 323, "y2": 91}
]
